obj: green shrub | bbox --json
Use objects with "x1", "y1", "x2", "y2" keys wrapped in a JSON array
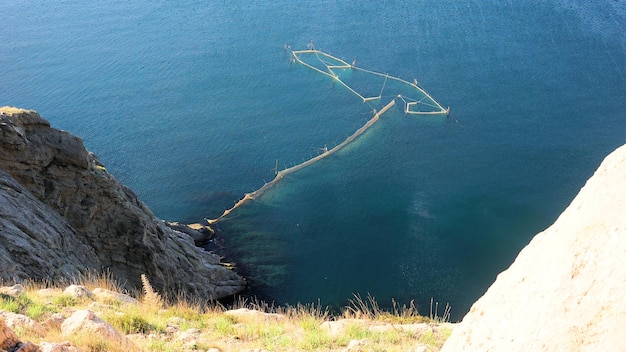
[
  {"x1": 110, "y1": 314, "x2": 154, "y2": 334},
  {"x1": 25, "y1": 301, "x2": 56, "y2": 319},
  {"x1": 53, "y1": 294, "x2": 78, "y2": 307},
  {"x1": 0, "y1": 292, "x2": 56, "y2": 319},
  {"x1": 210, "y1": 315, "x2": 237, "y2": 336},
  {"x1": 0, "y1": 294, "x2": 22, "y2": 313}
]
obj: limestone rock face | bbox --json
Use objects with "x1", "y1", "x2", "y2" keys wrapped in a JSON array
[
  {"x1": 0, "y1": 168, "x2": 99, "y2": 280},
  {"x1": 441, "y1": 143, "x2": 626, "y2": 352},
  {"x1": 0, "y1": 107, "x2": 245, "y2": 299}
]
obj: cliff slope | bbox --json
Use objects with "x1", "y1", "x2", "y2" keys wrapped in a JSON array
[
  {"x1": 441, "y1": 143, "x2": 626, "y2": 351},
  {"x1": 0, "y1": 106, "x2": 245, "y2": 299}
]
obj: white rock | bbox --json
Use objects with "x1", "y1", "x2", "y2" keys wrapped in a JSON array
[
  {"x1": 39, "y1": 341, "x2": 81, "y2": 352},
  {"x1": 0, "y1": 311, "x2": 46, "y2": 336},
  {"x1": 92, "y1": 287, "x2": 137, "y2": 304},
  {"x1": 37, "y1": 288, "x2": 62, "y2": 297},
  {"x1": 0, "y1": 284, "x2": 25, "y2": 296},
  {"x1": 224, "y1": 308, "x2": 285, "y2": 321},
  {"x1": 61, "y1": 310, "x2": 122, "y2": 343},
  {"x1": 344, "y1": 339, "x2": 366, "y2": 351},
  {"x1": 441, "y1": 144, "x2": 626, "y2": 352},
  {"x1": 63, "y1": 285, "x2": 91, "y2": 299},
  {"x1": 176, "y1": 328, "x2": 201, "y2": 342},
  {"x1": 320, "y1": 319, "x2": 368, "y2": 337},
  {"x1": 42, "y1": 313, "x2": 66, "y2": 330},
  {"x1": 369, "y1": 322, "x2": 432, "y2": 334}
]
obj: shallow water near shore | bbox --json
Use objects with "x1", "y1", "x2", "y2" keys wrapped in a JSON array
[{"x1": 2, "y1": 1, "x2": 624, "y2": 320}]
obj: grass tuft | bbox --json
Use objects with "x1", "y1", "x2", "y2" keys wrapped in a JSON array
[{"x1": 140, "y1": 274, "x2": 163, "y2": 310}]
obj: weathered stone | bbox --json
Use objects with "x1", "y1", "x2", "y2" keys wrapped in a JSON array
[
  {"x1": 38, "y1": 341, "x2": 81, "y2": 352},
  {"x1": 345, "y1": 339, "x2": 366, "y2": 351},
  {"x1": 225, "y1": 308, "x2": 285, "y2": 322},
  {"x1": 0, "y1": 311, "x2": 46, "y2": 337},
  {"x1": 37, "y1": 288, "x2": 62, "y2": 297},
  {"x1": 0, "y1": 107, "x2": 245, "y2": 300},
  {"x1": 165, "y1": 221, "x2": 215, "y2": 246},
  {"x1": 0, "y1": 284, "x2": 25, "y2": 296},
  {"x1": 92, "y1": 288, "x2": 137, "y2": 304},
  {"x1": 42, "y1": 313, "x2": 66, "y2": 331},
  {"x1": 320, "y1": 319, "x2": 367, "y2": 337},
  {"x1": 368, "y1": 322, "x2": 434, "y2": 334},
  {"x1": 0, "y1": 168, "x2": 99, "y2": 281},
  {"x1": 0, "y1": 319, "x2": 21, "y2": 351},
  {"x1": 63, "y1": 285, "x2": 91, "y2": 299},
  {"x1": 60, "y1": 310, "x2": 122, "y2": 343},
  {"x1": 176, "y1": 328, "x2": 201, "y2": 342},
  {"x1": 441, "y1": 143, "x2": 626, "y2": 352}
]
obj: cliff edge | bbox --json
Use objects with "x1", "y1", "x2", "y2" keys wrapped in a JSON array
[
  {"x1": 0, "y1": 106, "x2": 245, "y2": 299},
  {"x1": 441, "y1": 143, "x2": 626, "y2": 351}
]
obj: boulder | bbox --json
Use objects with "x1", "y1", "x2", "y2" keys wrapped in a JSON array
[
  {"x1": 0, "y1": 311, "x2": 46, "y2": 337},
  {"x1": 60, "y1": 310, "x2": 123, "y2": 343},
  {"x1": 165, "y1": 221, "x2": 215, "y2": 246},
  {"x1": 63, "y1": 285, "x2": 91, "y2": 299},
  {"x1": 224, "y1": 308, "x2": 285, "y2": 322},
  {"x1": 92, "y1": 288, "x2": 137, "y2": 304},
  {"x1": 38, "y1": 341, "x2": 81, "y2": 352},
  {"x1": 441, "y1": 143, "x2": 626, "y2": 352},
  {"x1": 0, "y1": 107, "x2": 245, "y2": 299},
  {"x1": 0, "y1": 284, "x2": 25, "y2": 296},
  {"x1": 42, "y1": 313, "x2": 66, "y2": 331},
  {"x1": 0, "y1": 319, "x2": 21, "y2": 351}
]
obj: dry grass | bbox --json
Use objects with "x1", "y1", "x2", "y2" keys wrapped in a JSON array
[
  {"x1": 0, "y1": 273, "x2": 454, "y2": 351},
  {"x1": 140, "y1": 274, "x2": 163, "y2": 310},
  {"x1": 0, "y1": 106, "x2": 32, "y2": 114}
]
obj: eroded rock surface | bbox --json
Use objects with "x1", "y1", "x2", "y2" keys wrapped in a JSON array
[
  {"x1": 0, "y1": 106, "x2": 245, "y2": 300},
  {"x1": 441, "y1": 143, "x2": 626, "y2": 352}
]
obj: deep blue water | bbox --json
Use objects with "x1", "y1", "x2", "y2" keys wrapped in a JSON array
[{"x1": 2, "y1": 1, "x2": 624, "y2": 320}]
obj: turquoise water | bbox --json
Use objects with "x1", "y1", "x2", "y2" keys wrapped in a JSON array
[{"x1": 2, "y1": 1, "x2": 624, "y2": 320}]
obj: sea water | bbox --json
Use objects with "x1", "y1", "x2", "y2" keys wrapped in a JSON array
[{"x1": 1, "y1": 0, "x2": 624, "y2": 320}]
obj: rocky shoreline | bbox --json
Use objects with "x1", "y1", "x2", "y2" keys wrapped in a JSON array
[{"x1": 0, "y1": 106, "x2": 245, "y2": 301}]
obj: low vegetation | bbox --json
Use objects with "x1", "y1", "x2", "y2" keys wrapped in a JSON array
[{"x1": 0, "y1": 273, "x2": 453, "y2": 351}]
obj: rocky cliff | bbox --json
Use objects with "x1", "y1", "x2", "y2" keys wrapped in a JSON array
[
  {"x1": 0, "y1": 106, "x2": 245, "y2": 299},
  {"x1": 441, "y1": 143, "x2": 626, "y2": 351}
]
